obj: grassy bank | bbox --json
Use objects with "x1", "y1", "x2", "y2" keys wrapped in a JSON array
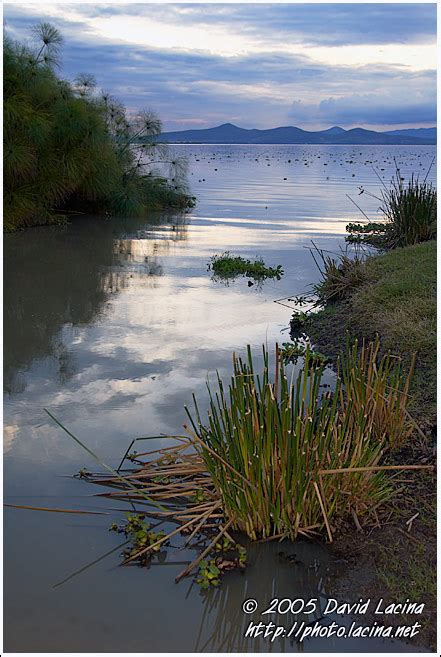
[
  {"x1": 308, "y1": 240, "x2": 436, "y2": 427},
  {"x1": 306, "y1": 240, "x2": 436, "y2": 649}
]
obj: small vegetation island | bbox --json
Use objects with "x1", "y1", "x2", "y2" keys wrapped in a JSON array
[{"x1": 4, "y1": 23, "x2": 193, "y2": 232}]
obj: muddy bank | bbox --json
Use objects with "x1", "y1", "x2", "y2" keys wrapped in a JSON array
[{"x1": 300, "y1": 241, "x2": 436, "y2": 650}]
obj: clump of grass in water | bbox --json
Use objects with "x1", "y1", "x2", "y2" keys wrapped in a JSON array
[
  {"x1": 185, "y1": 338, "x2": 415, "y2": 542},
  {"x1": 310, "y1": 242, "x2": 367, "y2": 303},
  {"x1": 46, "y1": 338, "x2": 425, "y2": 585},
  {"x1": 381, "y1": 168, "x2": 436, "y2": 247},
  {"x1": 208, "y1": 252, "x2": 283, "y2": 282},
  {"x1": 346, "y1": 161, "x2": 436, "y2": 249}
]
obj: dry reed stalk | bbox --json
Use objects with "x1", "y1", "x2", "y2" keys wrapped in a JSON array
[{"x1": 4, "y1": 504, "x2": 108, "y2": 515}]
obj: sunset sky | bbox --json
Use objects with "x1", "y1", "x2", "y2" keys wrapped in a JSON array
[{"x1": 4, "y1": 2, "x2": 437, "y2": 131}]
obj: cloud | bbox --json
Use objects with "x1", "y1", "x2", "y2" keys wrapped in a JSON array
[
  {"x1": 3, "y1": 3, "x2": 436, "y2": 130},
  {"x1": 289, "y1": 80, "x2": 436, "y2": 127},
  {"x1": 18, "y1": 3, "x2": 434, "y2": 47}
]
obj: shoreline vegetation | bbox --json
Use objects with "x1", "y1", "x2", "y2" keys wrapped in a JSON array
[
  {"x1": 295, "y1": 177, "x2": 436, "y2": 648},
  {"x1": 4, "y1": 23, "x2": 193, "y2": 232},
  {"x1": 305, "y1": 241, "x2": 436, "y2": 650},
  {"x1": 50, "y1": 334, "x2": 426, "y2": 572}
]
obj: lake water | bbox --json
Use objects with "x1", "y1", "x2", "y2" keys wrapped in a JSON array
[{"x1": 4, "y1": 144, "x2": 435, "y2": 652}]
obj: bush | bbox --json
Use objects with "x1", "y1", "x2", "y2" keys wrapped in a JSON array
[{"x1": 4, "y1": 23, "x2": 192, "y2": 231}]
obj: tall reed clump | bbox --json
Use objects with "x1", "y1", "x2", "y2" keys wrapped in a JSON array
[
  {"x1": 185, "y1": 339, "x2": 414, "y2": 542},
  {"x1": 380, "y1": 169, "x2": 436, "y2": 247},
  {"x1": 310, "y1": 243, "x2": 367, "y2": 303},
  {"x1": 338, "y1": 339, "x2": 415, "y2": 450},
  {"x1": 346, "y1": 162, "x2": 436, "y2": 249}
]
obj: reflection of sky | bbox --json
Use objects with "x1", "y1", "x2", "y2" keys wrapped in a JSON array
[
  {"x1": 4, "y1": 144, "x2": 437, "y2": 462},
  {"x1": 4, "y1": 144, "x2": 436, "y2": 652}
]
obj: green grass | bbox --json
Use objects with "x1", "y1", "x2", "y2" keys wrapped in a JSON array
[
  {"x1": 208, "y1": 252, "x2": 283, "y2": 281},
  {"x1": 310, "y1": 244, "x2": 368, "y2": 302},
  {"x1": 185, "y1": 340, "x2": 414, "y2": 542},
  {"x1": 346, "y1": 165, "x2": 436, "y2": 249},
  {"x1": 308, "y1": 241, "x2": 436, "y2": 424}
]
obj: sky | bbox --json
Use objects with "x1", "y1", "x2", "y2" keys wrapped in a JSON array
[{"x1": 3, "y1": 2, "x2": 437, "y2": 131}]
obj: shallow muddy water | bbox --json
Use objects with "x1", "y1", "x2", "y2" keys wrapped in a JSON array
[{"x1": 4, "y1": 144, "x2": 435, "y2": 652}]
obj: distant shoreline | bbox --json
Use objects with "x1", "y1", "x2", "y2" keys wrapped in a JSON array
[
  {"x1": 165, "y1": 142, "x2": 437, "y2": 146},
  {"x1": 154, "y1": 123, "x2": 436, "y2": 146}
]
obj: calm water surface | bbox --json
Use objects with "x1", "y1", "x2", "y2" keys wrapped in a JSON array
[{"x1": 4, "y1": 145, "x2": 435, "y2": 652}]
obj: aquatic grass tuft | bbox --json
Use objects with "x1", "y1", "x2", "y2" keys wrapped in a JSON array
[
  {"x1": 309, "y1": 242, "x2": 367, "y2": 303},
  {"x1": 380, "y1": 167, "x2": 436, "y2": 247},
  {"x1": 185, "y1": 339, "x2": 415, "y2": 542},
  {"x1": 346, "y1": 161, "x2": 436, "y2": 249},
  {"x1": 338, "y1": 338, "x2": 415, "y2": 450}
]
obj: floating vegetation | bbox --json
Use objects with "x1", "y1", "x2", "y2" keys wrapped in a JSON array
[
  {"x1": 281, "y1": 341, "x2": 329, "y2": 366},
  {"x1": 208, "y1": 252, "x2": 283, "y2": 283},
  {"x1": 196, "y1": 539, "x2": 247, "y2": 589},
  {"x1": 110, "y1": 513, "x2": 167, "y2": 566},
  {"x1": 289, "y1": 310, "x2": 309, "y2": 334},
  {"x1": 196, "y1": 559, "x2": 221, "y2": 589},
  {"x1": 346, "y1": 221, "x2": 389, "y2": 247},
  {"x1": 63, "y1": 430, "x2": 248, "y2": 587},
  {"x1": 45, "y1": 337, "x2": 430, "y2": 586}
]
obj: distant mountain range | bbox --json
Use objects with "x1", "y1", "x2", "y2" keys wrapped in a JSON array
[
  {"x1": 383, "y1": 127, "x2": 436, "y2": 140},
  {"x1": 156, "y1": 123, "x2": 436, "y2": 145}
]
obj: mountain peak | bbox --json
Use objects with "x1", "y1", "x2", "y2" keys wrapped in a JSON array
[{"x1": 323, "y1": 126, "x2": 346, "y2": 134}]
